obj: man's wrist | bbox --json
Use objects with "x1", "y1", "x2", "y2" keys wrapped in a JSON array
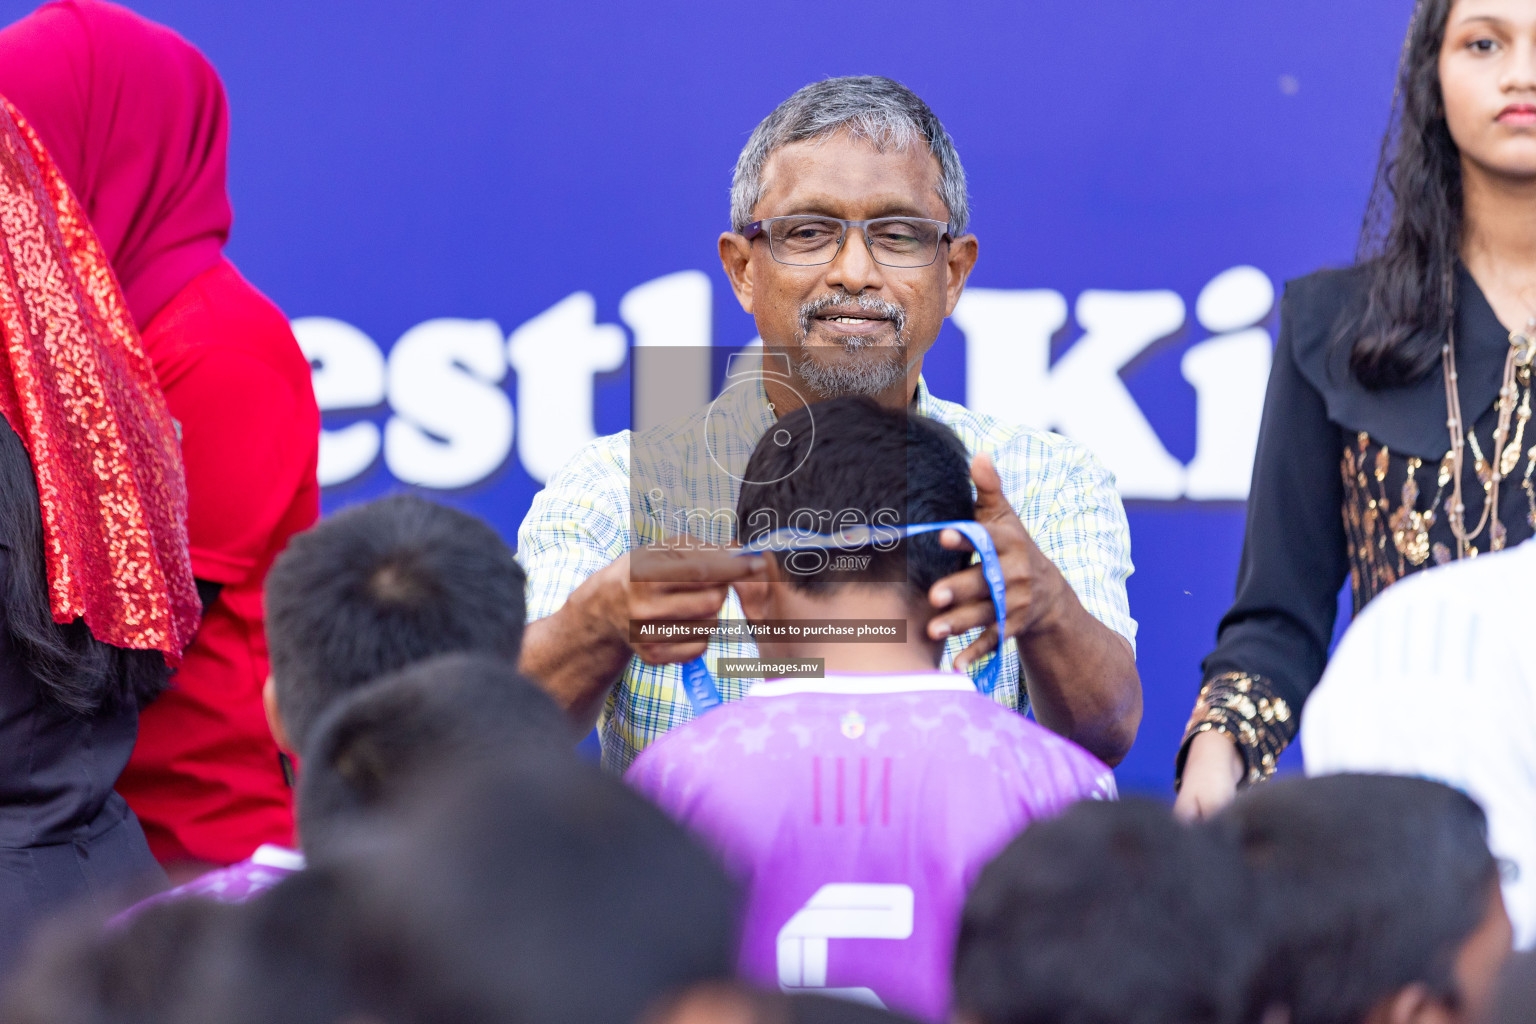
[
  {"x1": 571, "y1": 560, "x2": 629, "y2": 652},
  {"x1": 1020, "y1": 559, "x2": 1080, "y2": 643}
]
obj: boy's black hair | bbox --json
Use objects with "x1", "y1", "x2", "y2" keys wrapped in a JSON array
[
  {"x1": 361, "y1": 753, "x2": 739, "y2": 1024},
  {"x1": 168, "y1": 866, "x2": 373, "y2": 1024},
  {"x1": 954, "y1": 798, "x2": 1266, "y2": 1024},
  {"x1": 1485, "y1": 952, "x2": 1536, "y2": 1024},
  {"x1": 1, "y1": 898, "x2": 241, "y2": 1024},
  {"x1": 787, "y1": 994, "x2": 918, "y2": 1024},
  {"x1": 644, "y1": 982, "x2": 920, "y2": 1024},
  {"x1": 296, "y1": 653, "x2": 572, "y2": 860},
  {"x1": 1223, "y1": 773, "x2": 1501, "y2": 1024},
  {"x1": 265, "y1": 494, "x2": 527, "y2": 751},
  {"x1": 190, "y1": 754, "x2": 739, "y2": 1024},
  {"x1": 735, "y1": 396, "x2": 974, "y2": 594}
]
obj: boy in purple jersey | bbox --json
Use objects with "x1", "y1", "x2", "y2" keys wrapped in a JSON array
[{"x1": 626, "y1": 398, "x2": 1115, "y2": 1023}]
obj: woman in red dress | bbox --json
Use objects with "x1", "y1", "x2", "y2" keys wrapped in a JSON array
[{"x1": 0, "y1": 0, "x2": 321, "y2": 870}]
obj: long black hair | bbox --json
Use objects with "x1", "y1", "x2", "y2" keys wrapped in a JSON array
[
  {"x1": 1348, "y1": 0, "x2": 1461, "y2": 390},
  {"x1": 0, "y1": 418, "x2": 168, "y2": 715}
]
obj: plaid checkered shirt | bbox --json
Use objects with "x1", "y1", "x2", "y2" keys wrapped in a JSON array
[{"x1": 518, "y1": 375, "x2": 1137, "y2": 772}]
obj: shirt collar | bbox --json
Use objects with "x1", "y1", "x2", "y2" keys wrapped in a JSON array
[
  {"x1": 250, "y1": 844, "x2": 306, "y2": 871},
  {"x1": 912, "y1": 375, "x2": 936, "y2": 415}
]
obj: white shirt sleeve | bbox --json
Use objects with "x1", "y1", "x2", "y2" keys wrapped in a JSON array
[{"x1": 1304, "y1": 561, "x2": 1536, "y2": 950}]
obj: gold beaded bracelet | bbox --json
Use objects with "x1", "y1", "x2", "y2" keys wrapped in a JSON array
[{"x1": 1175, "y1": 672, "x2": 1296, "y2": 789}]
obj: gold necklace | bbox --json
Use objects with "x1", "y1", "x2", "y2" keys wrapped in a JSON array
[{"x1": 1441, "y1": 313, "x2": 1536, "y2": 557}]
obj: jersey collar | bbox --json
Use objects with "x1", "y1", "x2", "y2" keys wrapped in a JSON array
[{"x1": 747, "y1": 672, "x2": 977, "y2": 699}]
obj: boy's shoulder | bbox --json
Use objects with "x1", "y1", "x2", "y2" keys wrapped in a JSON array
[
  {"x1": 169, "y1": 845, "x2": 306, "y2": 904},
  {"x1": 110, "y1": 845, "x2": 306, "y2": 928},
  {"x1": 627, "y1": 675, "x2": 1113, "y2": 793}
]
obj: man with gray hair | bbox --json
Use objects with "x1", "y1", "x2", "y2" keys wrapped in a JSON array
[{"x1": 518, "y1": 76, "x2": 1141, "y2": 772}]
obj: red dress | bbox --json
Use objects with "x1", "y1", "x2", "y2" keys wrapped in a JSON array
[{"x1": 115, "y1": 258, "x2": 320, "y2": 865}]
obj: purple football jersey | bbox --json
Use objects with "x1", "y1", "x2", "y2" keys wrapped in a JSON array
[
  {"x1": 625, "y1": 672, "x2": 1115, "y2": 1022},
  {"x1": 110, "y1": 844, "x2": 305, "y2": 927}
]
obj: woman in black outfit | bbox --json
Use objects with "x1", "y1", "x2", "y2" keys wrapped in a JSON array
[
  {"x1": 0, "y1": 99, "x2": 200, "y2": 970},
  {"x1": 0, "y1": 420, "x2": 167, "y2": 964},
  {"x1": 1176, "y1": 0, "x2": 1536, "y2": 815}
]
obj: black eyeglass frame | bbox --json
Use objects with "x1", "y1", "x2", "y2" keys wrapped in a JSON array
[{"x1": 741, "y1": 215, "x2": 954, "y2": 268}]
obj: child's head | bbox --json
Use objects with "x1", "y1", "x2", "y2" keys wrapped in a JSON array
[
  {"x1": 644, "y1": 982, "x2": 920, "y2": 1024},
  {"x1": 954, "y1": 799, "x2": 1265, "y2": 1024},
  {"x1": 1, "y1": 897, "x2": 241, "y2": 1024},
  {"x1": 734, "y1": 396, "x2": 974, "y2": 603},
  {"x1": 1484, "y1": 953, "x2": 1536, "y2": 1024},
  {"x1": 169, "y1": 865, "x2": 373, "y2": 1024},
  {"x1": 197, "y1": 755, "x2": 741, "y2": 1024},
  {"x1": 1225, "y1": 773, "x2": 1511, "y2": 1024},
  {"x1": 296, "y1": 653, "x2": 572, "y2": 859},
  {"x1": 264, "y1": 494, "x2": 527, "y2": 753},
  {"x1": 368, "y1": 755, "x2": 740, "y2": 1024}
]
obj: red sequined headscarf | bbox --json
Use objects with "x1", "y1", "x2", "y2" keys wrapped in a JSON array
[
  {"x1": 0, "y1": 0, "x2": 232, "y2": 331},
  {"x1": 0, "y1": 97, "x2": 199, "y2": 665}
]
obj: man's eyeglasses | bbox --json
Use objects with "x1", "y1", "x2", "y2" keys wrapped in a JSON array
[{"x1": 743, "y1": 216, "x2": 952, "y2": 268}]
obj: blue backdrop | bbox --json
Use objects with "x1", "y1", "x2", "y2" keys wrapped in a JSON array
[{"x1": 0, "y1": 0, "x2": 1415, "y2": 794}]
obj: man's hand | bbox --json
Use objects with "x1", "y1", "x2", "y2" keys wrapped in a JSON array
[
  {"x1": 1172, "y1": 730, "x2": 1244, "y2": 821},
  {"x1": 926, "y1": 453, "x2": 1070, "y2": 668},
  {"x1": 613, "y1": 546, "x2": 767, "y2": 665},
  {"x1": 924, "y1": 453, "x2": 1142, "y2": 765},
  {"x1": 521, "y1": 544, "x2": 765, "y2": 731}
]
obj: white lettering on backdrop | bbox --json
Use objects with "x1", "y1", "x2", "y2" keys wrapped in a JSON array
[
  {"x1": 293, "y1": 265, "x2": 1275, "y2": 501},
  {"x1": 507, "y1": 292, "x2": 626, "y2": 483}
]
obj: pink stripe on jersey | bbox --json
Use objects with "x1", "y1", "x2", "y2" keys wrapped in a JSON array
[{"x1": 812, "y1": 757, "x2": 822, "y2": 825}]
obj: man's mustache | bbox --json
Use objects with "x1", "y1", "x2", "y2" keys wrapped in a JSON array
[{"x1": 796, "y1": 292, "x2": 907, "y2": 343}]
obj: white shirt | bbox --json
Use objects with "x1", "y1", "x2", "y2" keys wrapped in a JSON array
[{"x1": 1303, "y1": 540, "x2": 1536, "y2": 949}]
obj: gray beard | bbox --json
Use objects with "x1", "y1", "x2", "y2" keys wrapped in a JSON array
[
  {"x1": 794, "y1": 292, "x2": 910, "y2": 399},
  {"x1": 794, "y1": 344, "x2": 907, "y2": 398}
]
